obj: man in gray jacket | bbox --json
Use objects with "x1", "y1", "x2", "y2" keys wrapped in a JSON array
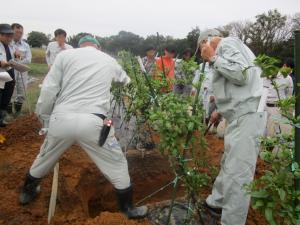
[
  {"x1": 19, "y1": 35, "x2": 148, "y2": 219},
  {"x1": 199, "y1": 30, "x2": 267, "y2": 225}
]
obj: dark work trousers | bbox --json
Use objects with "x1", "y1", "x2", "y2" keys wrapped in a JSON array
[
  {"x1": 0, "y1": 43, "x2": 16, "y2": 111},
  {"x1": 0, "y1": 77, "x2": 16, "y2": 111}
]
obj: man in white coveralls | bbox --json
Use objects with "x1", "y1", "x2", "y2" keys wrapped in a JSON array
[
  {"x1": 199, "y1": 29, "x2": 267, "y2": 225},
  {"x1": 19, "y1": 35, "x2": 148, "y2": 219}
]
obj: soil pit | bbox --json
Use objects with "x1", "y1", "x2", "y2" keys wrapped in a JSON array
[
  {"x1": 75, "y1": 152, "x2": 184, "y2": 219},
  {"x1": 0, "y1": 115, "x2": 267, "y2": 225}
]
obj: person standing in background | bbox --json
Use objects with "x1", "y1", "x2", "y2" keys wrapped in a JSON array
[
  {"x1": 45, "y1": 29, "x2": 73, "y2": 69},
  {"x1": 283, "y1": 58, "x2": 295, "y2": 94},
  {"x1": 174, "y1": 48, "x2": 195, "y2": 96},
  {"x1": 0, "y1": 24, "x2": 18, "y2": 127},
  {"x1": 142, "y1": 46, "x2": 156, "y2": 75},
  {"x1": 8, "y1": 23, "x2": 32, "y2": 117},
  {"x1": 137, "y1": 46, "x2": 157, "y2": 150},
  {"x1": 264, "y1": 62, "x2": 294, "y2": 136},
  {"x1": 156, "y1": 46, "x2": 176, "y2": 92}
]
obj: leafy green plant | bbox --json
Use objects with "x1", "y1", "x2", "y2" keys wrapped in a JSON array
[
  {"x1": 115, "y1": 51, "x2": 165, "y2": 120},
  {"x1": 176, "y1": 57, "x2": 199, "y2": 85},
  {"x1": 148, "y1": 65, "x2": 212, "y2": 224},
  {"x1": 245, "y1": 54, "x2": 300, "y2": 225},
  {"x1": 113, "y1": 51, "x2": 212, "y2": 224}
]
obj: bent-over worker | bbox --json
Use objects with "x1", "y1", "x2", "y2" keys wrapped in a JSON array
[
  {"x1": 19, "y1": 35, "x2": 148, "y2": 219},
  {"x1": 199, "y1": 29, "x2": 267, "y2": 225}
]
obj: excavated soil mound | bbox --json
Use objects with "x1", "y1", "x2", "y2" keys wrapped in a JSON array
[{"x1": 0, "y1": 115, "x2": 267, "y2": 225}]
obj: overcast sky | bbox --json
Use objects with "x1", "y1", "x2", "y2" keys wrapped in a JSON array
[{"x1": 1, "y1": 0, "x2": 299, "y2": 38}]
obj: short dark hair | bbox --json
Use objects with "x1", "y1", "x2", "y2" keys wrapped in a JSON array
[
  {"x1": 182, "y1": 48, "x2": 193, "y2": 56},
  {"x1": 165, "y1": 46, "x2": 176, "y2": 54},
  {"x1": 11, "y1": 23, "x2": 23, "y2": 30},
  {"x1": 145, "y1": 45, "x2": 155, "y2": 52},
  {"x1": 284, "y1": 58, "x2": 294, "y2": 69},
  {"x1": 54, "y1": 29, "x2": 67, "y2": 37}
]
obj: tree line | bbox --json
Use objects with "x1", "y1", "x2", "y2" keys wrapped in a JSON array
[{"x1": 27, "y1": 9, "x2": 299, "y2": 61}]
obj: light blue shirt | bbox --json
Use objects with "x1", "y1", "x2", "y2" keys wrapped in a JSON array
[{"x1": 12, "y1": 39, "x2": 32, "y2": 65}]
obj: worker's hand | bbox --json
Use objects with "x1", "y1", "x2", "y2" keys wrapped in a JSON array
[
  {"x1": 38, "y1": 128, "x2": 48, "y2": 136},
  {"x1": 14, "y1": 50, "x2": 22, "y2": 59},
  {"x1": 201, "y1": 43, "x2": 215, "y2": 62},
  {"x1": 0, "y1": 60, "x2": 10, "y2": 68},
  {"x1": 210, "y1": 111, "x2": 220, "y2": 124}
]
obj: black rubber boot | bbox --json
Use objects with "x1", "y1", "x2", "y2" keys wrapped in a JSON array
[
  {"x1": 6, "y1": 103, "x2": 13, "y2": 114},
  {"x1": 116, "y1": 186, "x2": 148, "y2": 219},
  {"x1": 0, "y1": 110, "x2": 6, "y2": 128},
  {"x1": 14, "y1": 102, "x2": 23, "y2": 113},
  {"x1": 14, "y1": 102, "x2": 23, "y2": 117},
  {"x1": 202, "y1": 201, "x2": 222, "y2": 217},
  {"x1": 200, "y1": 201, "x2": 222, "y2": 225},
  {"x1": 19, "y1": 173, "x2": 42, "y2": 205}
]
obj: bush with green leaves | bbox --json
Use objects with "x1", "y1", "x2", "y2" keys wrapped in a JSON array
[
  {"x1": 245, "y1": 55, "x2": 300, "y2": 225},
  {"x1": 175, "y1": 57, "x2": 199, "y2": 86},
  {"x1": 114, "y1": 51, "x2": 166, "y2": 121},
  {"x1": 27, "y1": 31, "x2": 49, "y2": 48},
  {"x1": 148, "y1": 66, "x2": 213, "y2": 224},
  {"x1": 148, "y1": 91, "x2": 211, "y2": 223},
  {"x1": 112, "y1": 51, "x2": 212, "y2": 224}
]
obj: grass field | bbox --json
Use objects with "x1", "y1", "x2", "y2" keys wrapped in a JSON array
[
  {"x1": 23, "y1": 48, "x2": 47, "y2": 112},
  {"x1": 31, "y1": 48, "x2": 46, "y2": 64},
  {"x1": 29, "y1": 63, "x2": 48, "y2": 77},
  {"x1": 23, "y1": 85, "x2": 40, "y2": 113},
  {"x1": 29, "y1": 48, "x2": 48, "y2": 78}
]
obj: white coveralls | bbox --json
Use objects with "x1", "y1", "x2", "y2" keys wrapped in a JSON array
[
  {"x1": 30, "y1": 47, "x2": 131, "y2": 190},
  {"x1": 12, "y1": 39, "x2": 32, "y2": 104},
  {"x1": 205, "y1": 37, "x2": 267, "y2": 225}
]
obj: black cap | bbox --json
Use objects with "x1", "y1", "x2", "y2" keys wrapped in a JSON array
[{"x1": 0, "y1": 24, "x2": 14, "y2": 34}]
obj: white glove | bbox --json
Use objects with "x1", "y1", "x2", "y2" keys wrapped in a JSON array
[
  {"x1": 38, "y1": 117, "x2": 49, "y2": 135},
  {"x1": 39, "y1": 128, "x2": 48, "y2": 136}
]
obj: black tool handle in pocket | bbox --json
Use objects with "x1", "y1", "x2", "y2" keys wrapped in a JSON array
[{"x1": 98, "y1": 119, "x2": 113, "y2": 147}]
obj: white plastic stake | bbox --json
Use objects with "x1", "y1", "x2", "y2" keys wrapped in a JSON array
[{"x1": 48, "y1": 162, "x2": 59, "y2": 224}]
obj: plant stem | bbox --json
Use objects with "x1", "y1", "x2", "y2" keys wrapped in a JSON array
[
  {"x1": 174, "y1": 62, "x2": 206, "y2": 224},
  {"x1": 136, "y1": 56, "x2": 159, "y2": 107},
  {"x1": 156, "y1": 32, "x2": 167, "y2": 79},
  {"x1": 166, "y1": 176, "x2": 180, "y2": 225}
]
